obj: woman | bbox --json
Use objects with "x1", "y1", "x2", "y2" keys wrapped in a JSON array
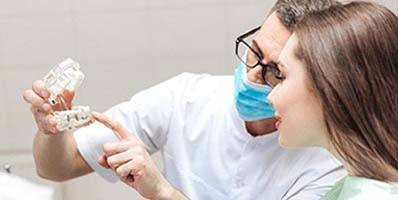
[{"x1": 268, "y1": 1, "x2": 398, "y2": 199}]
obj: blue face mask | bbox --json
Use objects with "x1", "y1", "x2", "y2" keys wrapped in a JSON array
[{"x1": 234, "y1": 62, "x2": 275, "y2": 121}]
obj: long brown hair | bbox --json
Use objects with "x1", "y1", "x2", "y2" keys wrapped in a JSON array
[{"x1": 295, "y1": 1, "x2": 398, "y2": 182}]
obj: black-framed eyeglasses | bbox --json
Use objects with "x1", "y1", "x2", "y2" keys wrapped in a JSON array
[{"x1": 235, "y1": 26, "x2": 283, "y2": 88}]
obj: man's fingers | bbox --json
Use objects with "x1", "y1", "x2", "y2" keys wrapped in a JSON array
[
  {"x1": 106, "y1": 149, "x2": 136, "y2": 170},
  {"x1": 43, "y1": 115, "x2": 60, "y2": 134},
  {"x1": 31, "y1": 110, "x2": 59, "y2": 135},
  {"x1": 41, "y1": 103, "x2": 53, "y2": 113},
  {"x1": 92, "y1": 112, "x2": 124, "y2": 138},
  {"x1": 103, "y1": 140, "x2": 137, "y2": 157},
  {"x1": 98, "y1": 155, "x2": 110, "y2": 169},
  {"x1": 116, "y1": 160, "x2": 134, "y2": 179},
  {"x1": 23, "y1": 90, "x2": 46, "y2": 107},
  {"x1": 116, "y1": 159, "x2": 144, "y2": 180},
  {"x1": 92, "y1": 112, "x2": 130, "y2": 140},
  {"x1": 125, "y1": 175, "x2": 135, "y2": 187},
  {"x1": 32, "y1": 80, "x2": 49, "y2": 99},
  {"x1": 47, "y1": 115, "x2": 58, "y2": 126}
]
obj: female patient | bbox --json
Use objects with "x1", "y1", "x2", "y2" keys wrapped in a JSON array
[{"x1": 268, "y1": 1, "x2": 398, "y2": 199}]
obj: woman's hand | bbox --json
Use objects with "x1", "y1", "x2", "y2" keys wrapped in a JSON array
[{"x1": 92, "y1": 112, "x2": 183, "y2": 200}]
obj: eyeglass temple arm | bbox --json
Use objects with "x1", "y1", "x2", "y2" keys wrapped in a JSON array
[{"x1": 237, "y1": 26, "x2": 261, "y2": 40}]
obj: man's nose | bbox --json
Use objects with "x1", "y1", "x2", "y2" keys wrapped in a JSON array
[{"x1": 247, "y1": 66, "x2": 265, "y2": 84}]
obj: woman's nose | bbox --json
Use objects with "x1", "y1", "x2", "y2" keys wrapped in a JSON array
[{"x1": 267, "y1": 84, "x2": 279, "y2": 105}]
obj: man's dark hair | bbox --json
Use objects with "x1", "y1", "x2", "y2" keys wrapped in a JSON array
[{"x1": 271, "y1": 0, "x2": 341, "y2": 30}]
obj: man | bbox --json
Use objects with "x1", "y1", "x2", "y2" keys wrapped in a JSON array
[{"x1": 23, "y1": 0, "x2": 346, "y2": 199}]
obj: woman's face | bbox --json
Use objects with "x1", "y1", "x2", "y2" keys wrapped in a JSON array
[{"x1": 268, "y1": 34, "x2": 330, "y2": 148}]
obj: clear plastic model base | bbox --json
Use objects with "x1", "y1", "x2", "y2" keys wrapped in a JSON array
[
  {"x1": 53, "y1": 106, "x2": 93, "y2": 132},
  {"x1": 44, "y1": 58, "x2": 92, "y2": 132}
]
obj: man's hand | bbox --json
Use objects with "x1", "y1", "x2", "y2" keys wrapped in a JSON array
[
  {"x1": 92, "y1": 112, "x2": 185, "y2": 200},
  {"x1": 22, "y1": 80, "x2": 74, "y2": 135},
  {"x1": 23, "y1": 80, "x2": 92, "y2": 182}
]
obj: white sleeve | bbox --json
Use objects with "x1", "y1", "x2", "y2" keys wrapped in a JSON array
[{"x1": 73, "y1": 73, "x2": 193, "y2": 182}]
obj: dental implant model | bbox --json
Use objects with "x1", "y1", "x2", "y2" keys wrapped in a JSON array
[
  {"x1": 43, "y1": 58, "x2": 93, "y2": 131},
  {"x1": 54, "y1": 105, "x2": 92, "y2": 132}
]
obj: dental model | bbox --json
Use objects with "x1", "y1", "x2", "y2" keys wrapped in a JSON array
[
  {"x1": 53, "y1": 106, "x2": 93, "y2": 131},
  {"x1": 44, "y1": 58, "x2": 84, "y2": 106},
  {"x1": 43, "y1": 58, "x2": 93, "y2": 131}
]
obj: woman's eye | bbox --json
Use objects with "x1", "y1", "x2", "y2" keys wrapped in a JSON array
[
  {"x1": 270, "y1": 64, "x2": 285, "y2": 80},
  {"x1": 274, "y1": 69, "x2": 285, "y2": 80}
]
